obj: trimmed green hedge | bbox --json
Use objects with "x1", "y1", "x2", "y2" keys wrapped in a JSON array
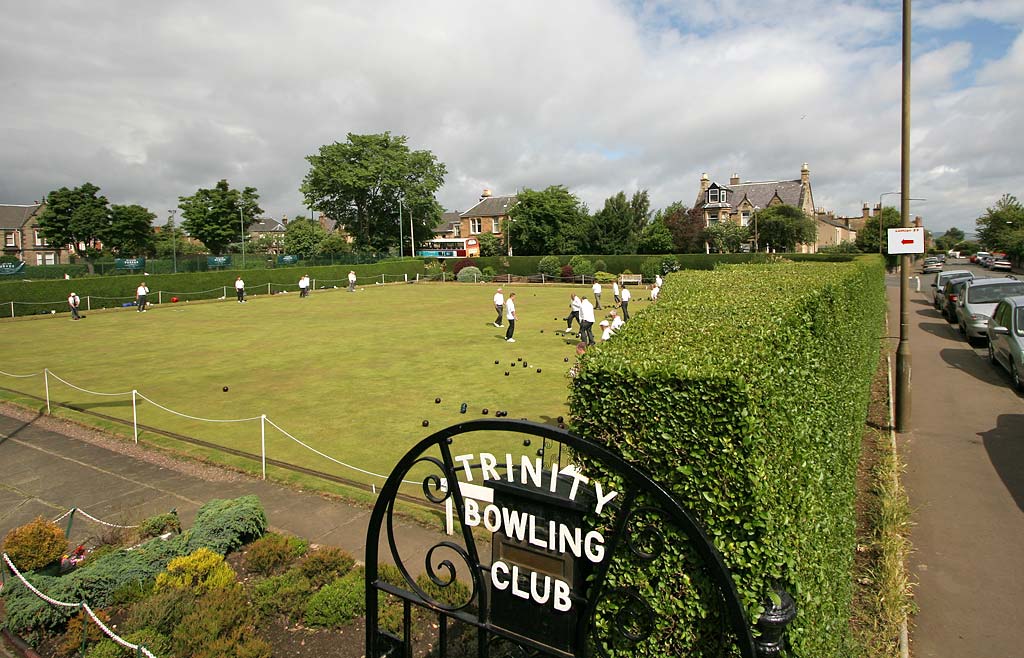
[
  {"x1": 569, "y1": 256, "x2": 885, "y2": 656},
  {"x1": 0, "y1": 261, "x2": 424, "y2": 317},
  {"x1": 472, "y1": 253, "x2": 852, "y2": 277}
]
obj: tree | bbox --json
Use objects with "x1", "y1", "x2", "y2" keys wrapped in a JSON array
[
  {"x1": 37, "y1": 183, "x2": 111, "y2": 272},
  {"x1": 477, "y1": 232, "x2": 505, "y2": 257},
  {"x1": 589, "y1": 190, "x2": 649, "y2": 254},
  {"x1": 703, "y1": 221, "x2": 750, "y2": 253},
  {"x1": 638, "y1": 215, "x2": 675, "y2": 254},
  {"x1": 854, "y1": 207, "x2": 902, "y2": 254},
  {"x1": 105, "y1": 204, "x2": 156, "y2": 256},
  {"x1": 506, "y1": 186, "x2": 588, "y2": 256},
  {"x1": 301, "y1": 132, "x2": 446, "y2": 253},
  {"x1": 976, "y1": 194, "x2": 1024, "y2": 254},
  {"x1": 316, "y1": 232, "x2": 353, "y2": 256},
  {"x1": 753, "y1": 204, "x2": 817, "y2": 252},
  {"x1": 178, "y1": 180, "x2": 263, "y2": 255},
  {"x1": 935, "y1": 227, "x2": 966, "y2": 252},
  {"x1": 283, "y1": 218, "x2": 327, "y2": 258},
  {"x1": 154, "y1": 221, "x2": 202, "y2": 259}
]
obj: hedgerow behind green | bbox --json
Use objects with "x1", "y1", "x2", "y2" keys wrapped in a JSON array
[{"x1": 569, "y1": 257, "x2": 885, "y2": 657}]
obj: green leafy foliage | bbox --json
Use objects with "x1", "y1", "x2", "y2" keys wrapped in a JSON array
[
  {"x1": 155, "y1": 547, "x2": 236, "y2": 594},
  {"x1": 283, "y1": 218, "x2": 328, "y2": 258},
  {"x1": 505, "y1": 185, "x2": 588, "y2": 255},
  {"x1": 298, "y1": 546, "x2": 356, "y2": 588},
  {"x1": 304, "y1": 569, "x2": 365, "y2": 627},
  {"x1": 476, "y1": 232, "x2": 505, "y2": 257},
  {"x1": 242, "y1": 532, "x2": 309, "y2": 576},
  {"x1": 752, "y1": 204, "x2": 817, "y2": 251},
  {"x1": 125, "y1": 588, "x2": 197, "y2": 636},
  {"x1": 589, "y1": 190, "x2": 650, "y2": 255},
  {"x1": 179, "y1": 495, "x2": 267, "y2": 555},
  {"x1": 569, "y1": 255, "x2": 595, "y2": 277},
  {"x1": 37, "y1": 183, "x2": 110, "y2": 265},
  {"x1": 2, "y1": 516, "x2": 67, "y2": 571},
  {"x1": 252, "y1": 568, "x2": 313, "y2": 620},
  {"x1": 170, "y1": 584, "x2": 262, "y2": 658},
  {"x1": 106, "y1": 204, "x2": 157, "y2": 257},
  {"x1": 537, "y1": 255, "x2": 561, "y2": 277},
  {"x1": 414, "y1": 572, "x2": 471, "y2": 608},
  {"x1": 56, "y1": 609, "x2": 109, "y2": 657},
  {"x1": 179, "y1": 179, "x2": 264, "y2": 256},
  {"x1": 569, "y1": 257, "x2": 886, "y2": 657},
  {"x1": 138, "y1": 512, "x2": 181, "y2": 538}
]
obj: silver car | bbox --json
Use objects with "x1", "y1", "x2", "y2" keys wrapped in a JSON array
[
  {"x1": 955, "y1": 277, "x2": 1024, "y2": 343},
  {"x1": 987, "y1": 294, "x2": 1024, "y2": 391},
  {"x1": 931, "y1": 270, "x2": 973, "y2": 308}
]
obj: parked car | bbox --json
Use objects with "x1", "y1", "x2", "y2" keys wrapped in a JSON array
[
  {"x1": 981, "y1": 255, "x2": 996, "y2": 269},
  {"x1": 931, "y1": 270, "x2": 974, "y2": 308},
  {"x1": 986, "y1": 294, "x2": 1024, "y2": 391},
  {"x1": 940, "y1": 276, "x2": 973, "y2": 322},
  {"x1": 955, "y1": 277, "x2": 1024, "y2": 343},
  {"x1": 991, "y1": 257, "x2": 1013, "y2": 272},
  {"x1": 971, "y1": 251, "x2": 991, "y2": 264},
  {"x1": 922, "y1": 257, "x2": 944, "y2": 274}
]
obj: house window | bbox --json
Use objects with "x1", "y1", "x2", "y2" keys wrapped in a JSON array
[
  {"x1": 708, "y1": 211, "x2": 719, "y2": 224},
  {"x1": 4, "y1": 231, "x2": 16, "y2": 248},
  {"x1": 491, "y1": 218, "x2": 501, "y2": 234},
  {"x1": 470, "y1": 219, "x2": 482, "y2": 234},
  {"x1": 707, "y1": 188, "x2": 718, "y2": 204},
  {"x1": 741, "y1": 211, "x2": 750, "y2": 227},
  {"x1": 453, "y1": 224, "x2": 461, "y2": 237},
  {"x1": 35, "y1": 252, "x2": 56, "y2": 265},
  {"x1": 34, "y1": 230, "x2": 48, "y2": 246},
  {"x1": 720, "y1": 189, "x2": 727, "y2": 204}
]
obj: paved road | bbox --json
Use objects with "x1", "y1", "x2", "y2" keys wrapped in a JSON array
[{"x1": 896, "y1": 264, "x2": 1024, "y2": 657}]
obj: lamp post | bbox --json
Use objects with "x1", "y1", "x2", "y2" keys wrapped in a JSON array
[
  {"x1": 398, "y1": 199, "x2": 404, "y2": 258},
  {"x1": 168, "y1": 209, "x2": 177, "y2": 274},
  {"x1": 239, "y1": 207, "x2": 246, "y2": 269},
  {"x1": 896, "y1": 0, "x2": 912, "y2": 433}
]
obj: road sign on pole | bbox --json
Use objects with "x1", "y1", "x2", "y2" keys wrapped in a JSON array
[{"x1": 886, "y1": 227, "x2": 924, "y2": 254}]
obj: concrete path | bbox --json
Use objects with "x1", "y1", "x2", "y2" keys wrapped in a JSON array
[
  {"x1": 0, "y1": 410, "x2": 446, "y2": 576},
  {"x1": 893, "y1": 266, "x2": 1024, "y2": 657}
]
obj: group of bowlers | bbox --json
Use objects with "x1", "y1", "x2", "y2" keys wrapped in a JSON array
[{"x1": 490, "y1": 274, "x2": 662, "y2": 347}]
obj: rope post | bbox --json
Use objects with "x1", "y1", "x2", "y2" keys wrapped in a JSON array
[
  {"x1": 44, "y1": 368, "x2": 51, "y2": 414},
  {"x1": 267, "y1": 282, "x2": 271, "y2": 295},
  {"x1": 132, "y1": 390, "x2": 139, "y2": 444},
  {"x1": 65, "y1": 508, "x2": 77, "y2": 539},
  {"x1": 158, "y1": 291, "x2": 162, "y2": 305},
  {"x1": 404, "y1": 273, "x2": 408, "y2": 282},
  {"x1": 9, "y1": 301, "x2": 13, "y2": 318},
  {"x1": 86, "y1": 296, "x2": 91, "y2": 311},
  {"x1": 223, "y1": 286, "x2": 227, "y2": 298},
  {"x1": 80, "y1": 602, "x2": 88, "y2": 655},
  {"x1": 260, "y1": 414, "x2": 267, "y2": 480},
  {"x1": 380, "y1": 273, "x2": 384, "y2": 285},
  {"x1": 542, "y1": 274, "x2": 546, "y2": 284},
  {"x1": 312, "y1": 278, "x2": 316, "y2": 291}
]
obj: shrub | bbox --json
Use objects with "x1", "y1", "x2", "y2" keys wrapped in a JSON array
[
  {"x1": 123, "y1": 629, "x2": 173, "y2": 657},
  {"x1": 83, "y1": 641, "x2": 127, "y2": 658},
  {"x1": 155, "y1": 547, "x2": 236, "y2": 594},
  {"x1": 482, "y1": 266, "x2": 497, "y2": 278},
  {"x1": 377, "y1": 562, "x2": 408, "y2": 589},
  {"x1": 452, "y1": 258, "x2": 478, "y2": 275},
  {"x1": 415, "y1": 572, "x2": 472, "y2": 608},
  {"x1": 138, "y1": 512, "x2": 181, "y2": 538},
  {"x1": 304, "y1": 569, "x2": 365, "y2": 628},
  {"x1": 537, "y1": 255, "x2": 561, "y2": 277},
  {"x1": 180, "y1": 495, "x2": 267, "y2": 555},
  {"x1": 298, "y1": 546, "x2": 355, "y2": 587},
  {"x1": 456, "y1": 266, "x2": 483, "y2": 282},
  {"x1": 252, "y1": 568, "x2": 313, "y2": 619},
  {"x1": 560, "y1": 264, "x2": 574, "y2": 280},
  {"x1": 78, "y1": 543, "x2": 117, "y2": 569},
  {"x1": 594, "y1": 270, "x2": 617, "y2": 283},
  {"x1": 126, "y1": 587, "x2": 197, "y2": 637},
  {"x1": 56, "y1": 609, "x2": 109, "y2": 657},
  {"x1": 569, "y1": 258, "x2": 886, "y2": 657},
  {"x1": 640, "y1": 257, "x2": 661, "y2": 281},
  {"x1": 569, "y1": 256, "x2": 595, "y2": 278},
  {"x1": 594, "y1": 259, "x2": 607, "y2": 272},
  {"x1": 243, "y1": 532, "x2": 308, "y2": 576},
  {"x1": 2, "y1": 516, "x2": 66, "y2": 571},
  {"x1": 170, "y1": 585, "x2": 256, "y2": 657}
]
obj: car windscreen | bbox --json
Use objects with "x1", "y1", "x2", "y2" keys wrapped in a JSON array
[
  {"x1": 938, "y1": 272, "x2": 971, "y2": 286},
  {"x1": 969, "y1": 282, "x2": 1024, "y2": 304}
]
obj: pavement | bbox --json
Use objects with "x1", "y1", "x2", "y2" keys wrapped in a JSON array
[
  {"x1": 892, "y1": 264, "x2": 1024, "y2": 657},
  {"x1": 0, "y1": 410, "x2": 447, "y2": 578}
]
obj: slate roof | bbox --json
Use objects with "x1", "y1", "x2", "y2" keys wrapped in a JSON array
[
  {"x1": 248, "y1": 217, "x2": 287, "y2": 233},
  {"x1": 461, "y1": 195, "x2": 517, "y2": 218},
  {"x1": 433, "y1": 211, "x2": 462, "y2": 235},
  {"x1": 719, "y1": 179, "x2": 805, "y2": 210},
  {"x1": 0, "y1": 204, "x2": 43, "y2": 228}
]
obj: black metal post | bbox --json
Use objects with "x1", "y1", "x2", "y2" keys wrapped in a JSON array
[
  {"x1": 754, "y1": 587, "x2": 797, "y2": 657},
  {"x1": 895, "y1": 0, "x2": 913, "y2": 431}
]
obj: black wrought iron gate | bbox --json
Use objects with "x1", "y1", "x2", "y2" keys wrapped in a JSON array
[{"x1": 365, "y1": 419, "x2": 794, "y2": 658}]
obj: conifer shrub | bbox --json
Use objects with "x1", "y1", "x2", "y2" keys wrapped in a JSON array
[
  {"x1": 138, "y1": 512, "x2": 181, "y2": 538},
  {"x1": 2, "y1": 516, "x2": 66, "y2": 571},
  {"x1": 125, "y1": 587, "x2": 197, "y2": 637},
  {"x1": 537, "y1": 255, "x2": 561, "y2": 277},
  {"x1": 179, "y1": 495, "x2": 267, "y2": 555},
  {"x1": 298, "y1": 546, "x2": 355, "y2": 587},
  {"x1": 304, "y1": 569, "x2": 365, "y2": 627},
  {"x1": 170, "y1": 585, "x2": 257, "y2": 657},
  {"x1": 56, "y1": 610, "x2": 109, "y2": 657},
  {"x1": 415, "y1": 571, "x2": 471, "y2": 608},
  {"x1": 456, "y1": 266, "x2": 483, "y2": 282},
  {"x1": 242, "y1": 532, "x2": 308, "y2": 576},
  {"x1": 252, "y1": 568, "x2": 313, "y2": 620},
  {"x1": 155, "y1": 547, "x2": 236, "y2": 594},
  {"x1": 569, "y1": 256, "x2": 595, "y2": 278}
]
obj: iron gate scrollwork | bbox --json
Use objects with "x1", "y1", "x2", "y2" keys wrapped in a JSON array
[{"x1": 365, "y1": 419, "x2": 794, "y2": 658}]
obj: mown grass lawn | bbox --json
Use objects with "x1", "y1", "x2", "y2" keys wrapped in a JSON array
[{"x1": 0, "y1": 281, "x2": 649, "y2": 494}]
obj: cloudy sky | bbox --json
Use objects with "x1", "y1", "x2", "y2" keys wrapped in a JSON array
[{"x1": 2, "y1": 1, "x2": 1022, "y2": 234}]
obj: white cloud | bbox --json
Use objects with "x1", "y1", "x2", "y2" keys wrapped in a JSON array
[{"x1": 0, "y1": 0, "x2": 1022, "y2": 233}]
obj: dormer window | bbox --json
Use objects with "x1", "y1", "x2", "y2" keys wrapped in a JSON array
[
  {"x1": 708, "y1": 188, "x2": 719, "y2": 203},
  {"x1": 720, "y1": 189, "x2": 727, "y2": 204}
]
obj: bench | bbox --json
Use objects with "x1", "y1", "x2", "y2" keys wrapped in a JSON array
[{"x1": 619, "y1": 274, "x2": 644, "y2": 286}]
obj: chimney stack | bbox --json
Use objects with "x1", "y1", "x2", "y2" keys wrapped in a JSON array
[
  {"x1": 480, "y1": 188, "x2": 493, "y2": 201},
  {"x1": 800, "y1": 163, "x2": 810, "y2": 185},
  {"x1": 700, "y1": 173, "x2": 710, "y2": 194},
  {"x1": 730, "y1": 173, "x2": 740, "y2": 185}
]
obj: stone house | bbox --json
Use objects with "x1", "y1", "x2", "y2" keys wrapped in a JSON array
[
  {"x1": 0, "y1": 203, "x2": 70, "y2": 265},
  {"x1": 459, "y1": 190, "x2": 517, "y2": 250},
  {"x1": 694, "y1": 164, "x2": 855, "y2": 252}
]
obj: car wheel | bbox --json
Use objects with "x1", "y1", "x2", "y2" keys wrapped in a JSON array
[
  {"x1": 958, "y1": 322, "x2": 966, "y2": 336},
  {"x1": 1012, "y1": 362, "x2": 1023, "y2": 392},
  {"x1": 988, "y1": 342, "x2": 996, "y2": 364}
]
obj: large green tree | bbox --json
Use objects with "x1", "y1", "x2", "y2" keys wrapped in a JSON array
[
  {"x1": 654, "y1": 202, "x2": 700, "y2": 252},
  {"x1": 638, "y1": 215, "x2": 675, "y2": 254},
  {"x1": 589, "y1": 190, "x2": 650, "y2": 254},
  {"x1": 753, "y1": 204, "x2": 817, "y2": 252},
  {"x1": 37, "y1": 183, "x2": 111, "y2": 272},
  {"x1": 854, "y1": 207, "x2": 902, "y2": 254},
  {"x1": 935, "y1": 227, "x2": 966, "y2": 252},
  {"x1": 178, "y1": 180, "x2": 263, "y2": 255},
  {"x1": 301, "y1": 132, "x2": 446, "y2": 253},
  {"x1": 976, "y1": 194, "x2": 1024, "y2": 256},
  {"x1": 476, "y1": 232, "x2": 505, "y2": 257},
  {"x1": 283, "y1": 217, "x2": 328, "y2": 258},
  {"x1": 106, "y1": 204, "x2": 156, "y2": 256},
  {"x1": 703, "y1": 221, "x2": 750, "y2": 253},
  {"x1": 506, "y1": 186, "x2": 588, "y2": 256}
]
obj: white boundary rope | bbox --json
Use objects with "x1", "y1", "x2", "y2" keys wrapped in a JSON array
[
  {"x1": 75, "y1": 508, "x2": 140, "y2": 529},
  {"x1": 2, "y1": 553, "x2": 79, "y2": 608},
  {"x1": 135, "y1": 392, "x2": 262, "y2": 423},
  {"x1": 52, "y1": 509, "x2": 73, "y2": 524},
  {"x1": 46, "y1": 371, "x2": 133, "y2": 397},
  {"x1": 0, "y1": 369, "x2": 43, "y2": 378},
  {"x1": 84, "y1": 603, "x2": 156, "y2": 656}
]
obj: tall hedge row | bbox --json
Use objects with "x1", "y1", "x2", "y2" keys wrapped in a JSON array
[
  {"x1": 0, "y1": 261, "x2": 424, "y2": 316},
  {"x1": 569, "y1": 257, "x2": 885, "y2": 656},
  {"x1": 472, "y1": 252, "x2": 851, "y2": 277}
]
